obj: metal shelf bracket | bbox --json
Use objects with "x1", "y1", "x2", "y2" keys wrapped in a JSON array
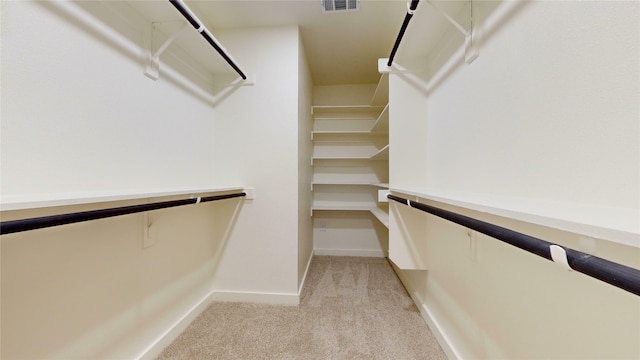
[
  {"x1": 426, "y1": 0, "x2": 479, "y2": 64},
  {"x1": 144, "y1": 21, "x2": 188, "y2": 81}
]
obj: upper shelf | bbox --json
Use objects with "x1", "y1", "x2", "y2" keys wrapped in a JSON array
[
  {"x1": 390, "y1": 187, "x2": 640, "y2": 249},
  {"x1": 1, "y1": 186, "x2": 245, "y2": 211},
  {"x1": 114, "y1": 1, "x2": 249, "y2": 79}
]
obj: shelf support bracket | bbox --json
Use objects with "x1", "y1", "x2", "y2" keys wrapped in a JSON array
[
  {"x1": 426, "y1": 0, "x2": 478, "y2": 64},
  {"x1": 144, "y1": 21, "x2": 188, "y2": 81}
]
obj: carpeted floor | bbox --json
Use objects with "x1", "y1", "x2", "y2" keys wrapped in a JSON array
[{"x1": 157, "y1": 256, "x2": 446, "y2": 359}]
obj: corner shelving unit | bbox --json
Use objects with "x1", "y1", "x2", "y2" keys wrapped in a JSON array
[{"x1": 310, "y1": 75, "x2": 389, "y2": 227}]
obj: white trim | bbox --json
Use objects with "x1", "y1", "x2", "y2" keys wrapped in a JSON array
[
  {"x1": 1, "y1": 186, "x2": 244, "y2": 211},
  {"x1": 138, "y1": 286, "x2": 302, "y2": 359},
  {"x1": 412, "y1": 292, "x2": 461, "y2": 360},
  {"x1": 314, "y1": 248, "x2": 387, "y2": 257},
  {"x1": 211, "y1": 290, "x2": 300, "y2": 305},
  {"x1": 298, "y1": 252, "x2": 315, "y2": 296},
  {"x1": 390, "y1": 187, "x2": 640, "y2": 249},
  {"x1": 393, "y1": 269, "x2": 460, "y2": 360},
  {"x1": 137, "y1": 291, "x2": 216, "y2": 360}
]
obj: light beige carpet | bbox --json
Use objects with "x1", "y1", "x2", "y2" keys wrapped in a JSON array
[{"x1": 157, "y1": 256, "x2": 446, "y2": 359}]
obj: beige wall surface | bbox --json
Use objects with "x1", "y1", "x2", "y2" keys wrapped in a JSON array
[
  {"x1": 389, "y1": 1, "x2": 640, "y2": 358},
  {"x1": 0, "y1": 1, "x2": 220, "y2": 197},
  {"x1": 1, "y1": 2, "x2": 306, "y2": 358},
  {"x1": 298, "y1": 33, "x2": 315, "y2": 290},
  {"x1": 1, "y1": 197, "x2": 244, "y2": 359},
  {"x1": 209, "y1": 26, "x2": 302, "y2": 299}
]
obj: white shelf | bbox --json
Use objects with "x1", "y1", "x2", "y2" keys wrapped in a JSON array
[
  {"x1": 0, "y1": 186, "x2": 245, "y2": 211},
  {"x1": 370, "y1": 207, "x2": 390, "y2": 228},
  {"x1": 310, "y1": 78, "x2": 389, "y2": 223},
  {"x1": 311, "y1": 105, "x2": 384, "y2": 115},
  {"x1": 311, "y1": 182, "x2": 390, "y2": 190},
  {"x1": 370, "y1": 105, "x2": 389, "y2": 134},
  {"x1": 311, "y1": 204, "x2": 389, "y2": 228},
  {"x1": 312, "y1": 182, "x2": 376, "y2": 188},
  {"x1": 311, "y1": 130, "x2": 370, "y2": 140},
  {"x1": 312, "y1": 204, "x2": 375, "y2": 211},
  {"x1": 312, "y1": 156, "x2": 372, "y2": 164},
  {"x1": 390, "y1": 187, "x2": 640, "y2": 249},
  {"x1": 370, "y1": 145, "x2": 389, "y2": 160}
]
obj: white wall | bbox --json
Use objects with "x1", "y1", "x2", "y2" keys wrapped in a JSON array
[
  {"x1": 0, "y1": 1, "x2": 219, "y2": 197},
  {"x1": 2, "y1": 198, "x2": 243, "y2": 360},
  {"x1": 313, "y1": 210, "x2": 388, "y2": 257},
  {"x1": 298, "y1": 35, "x2": 314, "y2": 290},
  {"x1": 208, "y1": 26, "x2": 303, "y2": 301},
  {"x1": 393, "y1": 203, "x2": 640, "y2": 359},
  {"x1": 1, "y1": 2, "x2": 309, "y2": 358},
  {"x1": 426, "y1": 1, "x2": 638, "y2": 208},
  {"x1": 389, "y1": 1, "x2": 640, "y2": 358},
  {"x1": 1, "y1": 2, "x2": 241, "y2": 358}
]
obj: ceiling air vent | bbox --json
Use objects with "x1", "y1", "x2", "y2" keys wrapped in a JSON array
[{"x1": 322, "y1": 0, "x2": 359, "y2": 13}]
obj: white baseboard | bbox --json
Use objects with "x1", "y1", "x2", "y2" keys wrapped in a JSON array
[
  {"x1": 392, "y1": 269, "x2": 460, "y2": 360},
  {"x1": 139, "y1": 288, "x2": 300, "y2": 359},
  {"x1": 211, "y1": 290, "x2": 300, "y2": 305},
  {"x1": 298, "y1": 252, "x2": 314, "y2": 296},
  {"x1": 138, "y1": 291, "x2": 217, "y2": 360},
  {"x1": 410, "y1": 292, "x2": 461, "y2": 360},
  {"x1": 314, "y1": 248, "x2": 387, "y2": 257}
]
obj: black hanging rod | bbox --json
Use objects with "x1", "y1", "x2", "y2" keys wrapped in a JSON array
[
  {"x1": 0, "y1": 192, "x2": 246, "y2": 236},
  {"x1": 387, "y1": 194, "x2": 640, "y2": 297},
  {"x1": 168, "y1": 0, "x2": 247, "y2": 80},
  {"x1": 387, "y1": 0, "x2": 420, "y2": 67}
]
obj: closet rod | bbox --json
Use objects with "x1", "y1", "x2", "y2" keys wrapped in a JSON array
[
  {"x1": 387, "y1": 0, "x2": 420, "y2": 67},
  {"x1": 168, "y1": 0, "x2": 247, "y2": 80},
  {"x1": 0, "y1": 192, "x2": 246, "y2": 235},
  {"x1": 387, "y1": 194, "x2": 640, "y2": 297}
]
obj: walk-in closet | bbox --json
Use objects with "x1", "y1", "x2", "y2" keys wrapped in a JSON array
[{"x1": 1, "y1": 1, "x2": 638, "y2": 359}]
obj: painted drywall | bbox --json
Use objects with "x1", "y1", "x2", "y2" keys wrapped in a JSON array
[
  {"x1": 393, "y1": 199, "x2": 640, "y2": 359},
  {"x1": 387, "y1": 65, "x2": 429, "y2": 189},
  {"x1": 425, "y1": 1, "x2": 638, "y2": 209},
  {"x1": 388, "y1": 1, "x2": 640, "y2": 358},
  {"x1": 0, "y1": 2, "x2": 246, "y2": 358},
  {"x1": 298, "y1": 34, "x2": 315, "y2": 290},
  {"x1": 0, "y1": 1, "x2": 220, "y2": 197},
  {"x1": 313, "y1": 211, "x2": 388, "y2": 257},
  {"x1": 208, "y1": 26, "x2": 302, "y2": 300},
  {"x1": 1, "y1": 196, "x2": 244, "y2": 359}
]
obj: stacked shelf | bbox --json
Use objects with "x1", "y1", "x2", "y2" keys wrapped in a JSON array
[{"x1": 310, "y1": 76, "x2": 390, "y2": 227}]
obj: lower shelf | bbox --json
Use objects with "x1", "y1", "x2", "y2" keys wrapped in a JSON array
[{"x1": 311, "y1": 205, "x2": 389, "y2": 228}]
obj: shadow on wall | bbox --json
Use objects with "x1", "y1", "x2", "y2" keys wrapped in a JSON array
[
  {"x1": 35, "y1": 1, "x2": 245, "y2": 108},
  {"x1": 393, "y1": 1, "x2": 531, "y2": 97},
  {"x1": 0, "y1": 196, "x2": 245, "y2": 359}
]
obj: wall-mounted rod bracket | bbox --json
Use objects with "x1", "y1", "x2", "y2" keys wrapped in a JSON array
[
  {"x1": 144, "y1": 21, "x2": 188, "y2": 81},
  {"x1": 426, "y1": 0, "x2": 478, "y2": 64},
  {"x1": 169, "y1": 0, "x2": 248, "y2": 80}
]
